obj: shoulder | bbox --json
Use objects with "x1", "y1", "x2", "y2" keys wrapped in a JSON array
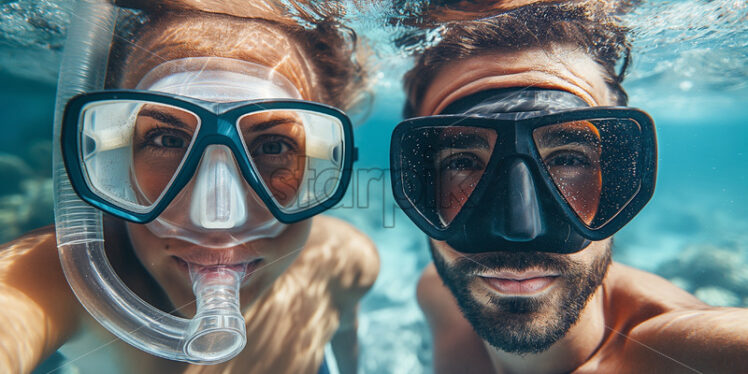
[
  {"x1": 605, "y1": 262, "x2": 707, "y2": 315},
  {"x1": 601, "y1": 262, "x2": 748, "y2": 373},
  {"x1": 304, "y1": 215, "x2": 380, "y2": 298}
]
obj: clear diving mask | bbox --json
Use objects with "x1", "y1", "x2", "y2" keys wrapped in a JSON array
[{"x1": 63, "y1": 57, "x2": 355, "y2": 247}]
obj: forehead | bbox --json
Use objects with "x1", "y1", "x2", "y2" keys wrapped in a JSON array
[
  {"x1": 117, "y1": 14, "x2": 314, "y2": 100},
  {"x1": 419, "y1": 44, "x2": 614, "y2": 116}
]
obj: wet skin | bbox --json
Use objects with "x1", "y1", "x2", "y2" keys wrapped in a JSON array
[
  {"x1": 416, "y1": 45, "x2": 748, "y2": 374},
  {"x1": 0, "y1": 11, "x2": 378, "y2": 374}
]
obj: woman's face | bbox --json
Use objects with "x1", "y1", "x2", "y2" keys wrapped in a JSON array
[{"x1": 120, "y1": 15, "x2": 317, "y2": 316}]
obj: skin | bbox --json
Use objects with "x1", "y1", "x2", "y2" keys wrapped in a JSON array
[
  {"x1": 416, "y1": 45, "x2": 748, "y2": 374},
  {"x1": 0, "y1": 12, "x2": 379, "y2": 374}
]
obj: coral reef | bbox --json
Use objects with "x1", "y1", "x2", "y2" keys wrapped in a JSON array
[
  {"x1": 657, "y1": 243, "x2": 748, "y2": 307},
  {"x1": 0, "y1": 143, "x2": 54, "y2": 244}
]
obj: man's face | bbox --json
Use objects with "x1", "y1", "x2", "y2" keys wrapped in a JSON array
[{"x1": 419, "y1": 44, "x2": 616, "y2": 354}]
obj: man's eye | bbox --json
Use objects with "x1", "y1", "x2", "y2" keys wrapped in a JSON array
[
  {"x1": 440, "y1": 153, "x2": 484, "y2": 171},
  {"x1": 545, "y1": 152, "x2": 591, "y2": 167},
  {"x1": 260, "y1": 141, "x2": 288, "y2": 155}
]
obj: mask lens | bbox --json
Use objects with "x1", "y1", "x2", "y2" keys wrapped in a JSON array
[
  {"x1": 397, "y1": 126, "x2": 497, "y2": 228},
  {"x1": 533, "y1": 118, "x2": 642, "y2": 228},
  {"x1": 237, "y1": 109, "x2": 346, "y2": 213},
  {"x1": 79, "y1": 100, "x2": 199, "y2": 212}
]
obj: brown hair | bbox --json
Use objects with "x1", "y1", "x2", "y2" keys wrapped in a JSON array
[
  {"x1": 107, "y1": 8, "x2": 369, "y2": 112},
  {"x1": 402, "y1": 2, "x2": 631, "y2": 117}
]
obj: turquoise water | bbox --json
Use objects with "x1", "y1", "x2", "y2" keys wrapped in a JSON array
[{"x1": 1, "y1": 0, "x2": 747, "y2": 373}]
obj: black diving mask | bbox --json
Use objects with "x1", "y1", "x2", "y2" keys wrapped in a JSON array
[{"x1": 390, "y1": 88, "x2": 657, "y2": 254}]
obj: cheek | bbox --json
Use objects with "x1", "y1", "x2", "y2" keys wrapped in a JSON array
[
  {"x1": 437, "y1": 172, "x2": 481, "y2": 224},
  {"x1": 126, "y1": 223, "x2": 169, "y2": 268},
  {"x1": 566, "y1": 170, "x2": 602, "y2": 224},
  {"x1": 564, "y1": 239, "x2": 610, "y2": 270},
  {"x1": 132, "y1": 155, "x2": 178, "y2": 202},
  {"x1": 249, "y1": 219, "x2": 312, "y2": 259},
  {"x1": 431, "y1": 239, "x2": 463, "y2": 264}
]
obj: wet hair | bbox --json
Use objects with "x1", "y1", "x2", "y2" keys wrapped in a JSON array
[
  {"x1": 402, "y1": 2, "x2": 632, "y2": 117},
  {"x1": 106, "y1": 8, "x2": 369, "y2": 112}
]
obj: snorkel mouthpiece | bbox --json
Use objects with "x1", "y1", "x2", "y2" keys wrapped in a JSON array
[{"x1": 185, "y1": 263, "x2": 248, "y2": 361}]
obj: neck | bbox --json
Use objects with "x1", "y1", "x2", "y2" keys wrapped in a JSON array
[{"x1": 484, "y1": 285, "x2": 607, "y2": 374}]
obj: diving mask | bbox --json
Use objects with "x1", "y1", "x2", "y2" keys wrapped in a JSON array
[
  {"x1": 390, "y1": 88, "x2": 657, "y2": 254},
  {"x1": 62, "y1": 57, "x2": 355, "y2": 248}
]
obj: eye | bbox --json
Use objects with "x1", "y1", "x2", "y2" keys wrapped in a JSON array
[
  {"x1": 545, "y1": 151, "x2": 591, "y2": 168},
  {"x1": 142, "y1": 128, "x2": 191, "y2": 151},
  {"x1": 249, "y1": 135, "x2": 298, "y2": 158},
  {"x1": 260, "y1": 141, "x2": 288, "y2": 155},
  {"x1": 439, "y1": 153, "x2": 484, "y2": 172},
  {"x1": 154, "y1": 134, "x2": 187, "y2": 148}
]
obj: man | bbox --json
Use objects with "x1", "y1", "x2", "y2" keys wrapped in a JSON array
[{"x1": 390, "y1": 3, "x2": 748, "y2": 373}]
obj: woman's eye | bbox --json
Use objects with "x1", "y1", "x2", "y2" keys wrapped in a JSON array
[
  {"x1": 546, "y1": 152, "x2": 591, "y2": 168},
  {"x1": 250, "y1": 136, "x2": 298, "y2": 158},
  {"x1": 440, "y1": 153, "x2": 484, "y2": 171},
  {"x1": 142, "y1": 128, "x2": 191, "y2": 151},
  {"x1": 155, "y1": 134, "x2": 187, "y2": 148}
]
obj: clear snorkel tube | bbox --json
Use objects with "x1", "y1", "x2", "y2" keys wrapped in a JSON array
[{"x1": 53, "y1": 0, "x2": 246, "y2": 364}]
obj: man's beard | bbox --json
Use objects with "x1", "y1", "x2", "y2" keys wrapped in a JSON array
[{"x1": 430, "y1": 241, "x2": 612, "y2": 354}]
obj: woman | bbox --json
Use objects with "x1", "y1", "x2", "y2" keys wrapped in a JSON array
[{"x1": 0, "y1": 2, "x2": 378, "y2": 373}]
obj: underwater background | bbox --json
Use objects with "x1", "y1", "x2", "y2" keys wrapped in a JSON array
[{"x1": 0, "y1": 0, "x2": 746, "y2": 373}]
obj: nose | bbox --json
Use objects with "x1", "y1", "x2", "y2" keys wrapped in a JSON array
[
  {"x1": 190, "y1": 145, "x2": 247, "y2": 229},
  {"x1": 491, "y1": 158, "x2": 545, "y2": 241}
]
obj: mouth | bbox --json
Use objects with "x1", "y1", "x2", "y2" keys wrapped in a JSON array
[
  {"x1": 172, "y1": 256, "x2": 264, "y2": 283},
  {"x1": 478, "y1": 269, "x2": 559, "y2": 296}
]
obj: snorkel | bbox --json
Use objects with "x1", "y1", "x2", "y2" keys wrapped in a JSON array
[{"x1": 53, "y1": 0, "x2": 245, "y2": 364}]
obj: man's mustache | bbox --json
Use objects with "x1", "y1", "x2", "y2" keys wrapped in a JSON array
[{"x1": 451, "y1": 250, "x2": 572, "y2": 275}]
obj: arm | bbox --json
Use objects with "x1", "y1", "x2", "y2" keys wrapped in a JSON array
[
  {"x1": 417, "y1": 264, "x2": 495, "y2": 374},
  {"x1": 330, "y1": 303, "x2": 361, "y2": 374},
  {"x1": 0, "y1": 227, "x2": 82, "y2": 373},
  {"x1": 604, "y1": 264, "x2": 748, "y2": 374},
  {"x1": 624, "y1": 308, "x2": 748, "y2": 374}
]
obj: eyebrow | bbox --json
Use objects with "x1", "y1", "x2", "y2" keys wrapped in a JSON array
[
  {"x1": 438, "y1": 133, "x2": 491, "y2": 150},
  {"x1": 537, "y1": 127, "x2": 600, "y2": 148},
  {"x1": 138, "y1": 109, "x2": 191, "y2": 130},
  {"x1": 244, "y1": 117, "x2": 301, "y2": 132}
]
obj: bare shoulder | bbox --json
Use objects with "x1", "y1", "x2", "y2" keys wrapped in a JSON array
[
  {"x1": 303, "y1": 215, "x2": 380, "y2": 296},
  {"x1": 603, "y1": 263, "x2": 748, "y2": 373},
  {"x1": 605, "y1": 262, "x2": 706, "y2": 311}
]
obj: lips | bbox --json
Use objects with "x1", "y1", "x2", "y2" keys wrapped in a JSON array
[
  {"x1": 478, "y1": 269, "x2": 559, "y2": 296},
  {"x1": 172, "y1": 255, "x2": 264, "y2": 281}
]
